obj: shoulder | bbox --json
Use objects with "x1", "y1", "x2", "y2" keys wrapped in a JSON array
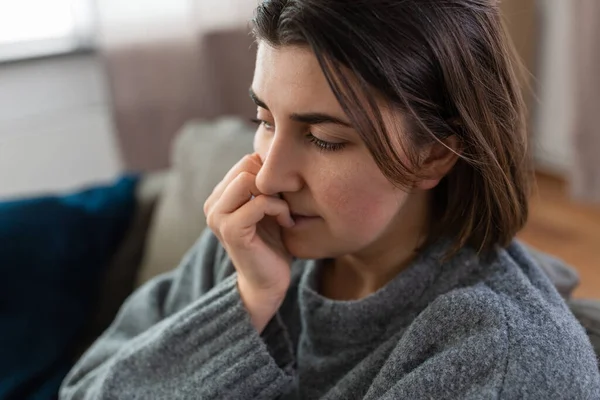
[
  {"x1": 376, "y1": 285, "x2": 508, "y2": 398},
  {"x1": 410, "y1": 242, "x2": 600, "y2": 398},
  {"x1": 405, "y1": 283, "x2": 509, "y2": 369},
  {"x1": 480, "y1": 242, "x2": 600, "y2": 397}
]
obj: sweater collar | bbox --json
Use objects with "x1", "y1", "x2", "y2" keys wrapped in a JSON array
[{"x1": 297, "y1": 239, "x2": 459, "y2": 349}]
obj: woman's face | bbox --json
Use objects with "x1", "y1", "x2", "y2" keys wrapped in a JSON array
[{"x1": 252, "y1": 44, "x2": 429, "y2": 260}]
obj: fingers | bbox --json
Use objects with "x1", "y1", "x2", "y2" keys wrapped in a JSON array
[
  {"x1": 232, "y1": 195, "x2": 295, "y2": 231},
  {"x1": 204, "y1": 153, "x2": 262, "y2": 215},
  {"x1": 216, "y1": 171, "x2": 261, "y2": 213},
  {"x1": 209, "y1": 195, "x2": 294, "y2": 246},
  {"x1": 205, "y1": 153, "x2": 294, "y2": 238},
  {"x1": 209, "y1": 187, "x2": 294, "y2": 238}
]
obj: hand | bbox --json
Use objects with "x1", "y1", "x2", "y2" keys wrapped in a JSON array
[{"x1": 204, "y1": 154, "x2": 295, "y2": 333}]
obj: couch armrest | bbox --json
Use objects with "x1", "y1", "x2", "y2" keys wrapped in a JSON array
[
  {"x1": 526, "y1": 245, "x2": 580, "y2": 299},
  {"x1": 72, "y1": 172, "x2": 169, "y2": 359},
  {"x1": 135, "y1": 171, "x2": 170, "y2": 213}
]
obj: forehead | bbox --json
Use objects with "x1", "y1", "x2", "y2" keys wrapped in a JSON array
[{"x1": 252, "y1": 44, "x2": 342, "y2": 113}]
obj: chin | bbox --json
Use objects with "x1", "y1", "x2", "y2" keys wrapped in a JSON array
[
  {"x1": 282, "y1": 230, "x2": 333, "y2": 260},
  {"x1": 284, "y1": 238, "x2": 326, "y2": 260},
  {"x1": 282, "y1": 228, "x2": 360, "y2": 260}
]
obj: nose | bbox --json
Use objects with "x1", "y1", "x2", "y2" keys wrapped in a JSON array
[{"x1": 255, "y1": 133, "x2": 303, "y2": 196}]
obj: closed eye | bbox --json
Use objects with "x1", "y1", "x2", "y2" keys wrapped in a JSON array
[
  {"x1": 250, "y1": 118, "x2": 347, "y2": 152},
  {"x1": 307, "y1": 134, "x2": 346, "y2": 152},
  {"x1": 250, "y1": 118, "x2": 274, "y2": 130}
]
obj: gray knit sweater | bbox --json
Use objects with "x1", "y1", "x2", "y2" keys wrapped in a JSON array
[{"x1": 60, "y1": 229, "x2": 600, "y2": 399}]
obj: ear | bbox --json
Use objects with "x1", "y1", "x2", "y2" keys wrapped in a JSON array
[{"x1": 415, "y1": 135, "x2": 461, "y2": 190}]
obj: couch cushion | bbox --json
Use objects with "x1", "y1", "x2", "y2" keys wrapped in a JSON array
[
  {"x1": 136, "y1": 118, "x2": 254, "y2": 286},
  {"x1": 72, "y1": 173, "x2": 167, "y2": 359},
  {"x1": 526, "y1": 245, "x2": 580, "y2": 299},
  {"x1": 0, "y1": 176, "x2": 138, "y2": 400}
]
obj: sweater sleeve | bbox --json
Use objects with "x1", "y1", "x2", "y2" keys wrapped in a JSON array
[{"x1": 59, "y1": 229, "x2": 294, "y2": 400}]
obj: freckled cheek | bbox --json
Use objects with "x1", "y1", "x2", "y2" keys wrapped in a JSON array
[{"x1": 319, "y1": 179, "x2": 391, "y2": 231}]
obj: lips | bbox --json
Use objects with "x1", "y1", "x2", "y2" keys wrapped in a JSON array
[
  {"x1": 290, "y1": 212, "x2": 318, "y2": 219},
  {"x1": 283, "y1": 196, "x2": 319, "y2": 220},
  {"x1": 290, "y1": 212, "x2": 320, "y2": 227}
]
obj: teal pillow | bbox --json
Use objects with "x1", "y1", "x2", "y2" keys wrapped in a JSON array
[{"x1": 0, "y1": 176, "x2": 139, "y2": 400}]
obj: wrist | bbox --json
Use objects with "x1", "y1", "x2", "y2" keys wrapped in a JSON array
[{"x1": 237, "y1": 278, "x2": 286, "y2": 333}]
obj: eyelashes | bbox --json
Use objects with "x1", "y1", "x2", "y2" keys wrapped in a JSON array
[
  {"x1": 250, "y1": 118, "x2": 273, "y2": 130},
  {"x1": 306, "y1": 134, "x2": 346, "y2": 152},
  {"x1": 250, "y1": 118, "x2": 347, "y2": 153}
]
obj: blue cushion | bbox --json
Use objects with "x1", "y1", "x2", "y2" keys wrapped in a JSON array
[{"x1": 0, "y1": 176, "x2": 139, "y2": 400}]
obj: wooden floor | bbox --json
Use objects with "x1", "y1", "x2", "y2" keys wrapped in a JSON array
[{"x1": 518, "y1": 173, "x2": 600, "y2": 299}]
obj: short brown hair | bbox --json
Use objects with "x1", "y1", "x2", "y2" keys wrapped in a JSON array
[{"x1": 252, "y1": 0, "x2": 531, "y2": 254}]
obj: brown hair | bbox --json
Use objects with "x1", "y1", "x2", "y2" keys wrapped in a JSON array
[{"x1": 252, "y1": 0, "x2": 532, "y2": 254}]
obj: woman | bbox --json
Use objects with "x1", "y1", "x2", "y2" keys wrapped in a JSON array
[{"x1": 60, "y1": 0, "x2": 600, "y2": 399}]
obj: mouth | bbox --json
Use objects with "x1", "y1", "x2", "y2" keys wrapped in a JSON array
[
  {"x1": 290, "y1": 212, "x2": 320, "y2": 224},
  {"x1": 291, "y1": 212, "x2": 318, "y2": 218}
]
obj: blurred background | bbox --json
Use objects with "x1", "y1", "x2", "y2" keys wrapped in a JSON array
[{"x1": 0, "y1": 1, "x2": 599, "y2": 397}]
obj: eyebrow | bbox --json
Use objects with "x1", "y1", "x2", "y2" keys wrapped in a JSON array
[{"x1": 249, "y1": 88, "x2": 352, "y2": 128}]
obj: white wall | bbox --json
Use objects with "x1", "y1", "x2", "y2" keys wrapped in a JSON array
[
  {"x1": 193, "y1": 0, "x2": 257, "y2": 31},
  {"x1": 96, "y1": 0, "x2": 257, "y2": 45},
  {"x1": 0, "y1": 55, "x2": 122, "y2": 199}
]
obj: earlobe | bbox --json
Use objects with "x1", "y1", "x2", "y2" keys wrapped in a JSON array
[
  {"x1": 417, "y1": 177, "x2": 443, "y2": 190},
  {"x1": 416, "y1": 135, "x2": 461, "y2": 190}
]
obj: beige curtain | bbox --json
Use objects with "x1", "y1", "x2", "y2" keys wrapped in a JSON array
[
  {"x1": 96, "y1": 0, "x2": 257, "y2": 171},
  {"x1": 570, "y1": 0, "x2": 600, "y2": 202},
  {"x1": 500, "y1": 0, "x2": 537, "y2": 119}
]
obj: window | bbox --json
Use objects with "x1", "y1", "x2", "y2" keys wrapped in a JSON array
[{"x1": 0, "y1": 0, "x2": 96, "y2": 62}]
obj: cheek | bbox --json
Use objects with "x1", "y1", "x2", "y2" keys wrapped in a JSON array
[{"x1": 318, "y1": 166, "x2": 403, "y2": 234}]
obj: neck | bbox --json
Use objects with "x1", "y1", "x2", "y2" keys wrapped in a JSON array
[{"x1": 321, "y1": 190, "x2": 431, "y2": 301}]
